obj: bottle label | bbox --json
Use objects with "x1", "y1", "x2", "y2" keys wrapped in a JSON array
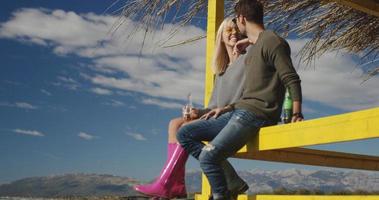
[{"x1": 283, "y1": 90, "x2": 292, "y2": 109}]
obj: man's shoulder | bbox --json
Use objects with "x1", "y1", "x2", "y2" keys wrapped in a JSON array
[
  {"x1": 261, "y1": 30, "x2": 290, "y2": 53},
  {"x1": 261, "y1": 30, "x2": 287, "y2": 47}
]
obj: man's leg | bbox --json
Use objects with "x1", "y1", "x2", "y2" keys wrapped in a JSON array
[{"x1": 198, "y1": 109, "x2": 266, "y2": 199}]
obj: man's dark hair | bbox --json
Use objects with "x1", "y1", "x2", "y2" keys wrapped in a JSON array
[{"x1": 234, "y1": 0, "x2": 264, "y2": 25}]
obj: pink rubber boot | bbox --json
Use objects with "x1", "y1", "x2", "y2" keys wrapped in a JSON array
[{"x1": 134, "y1": 143, "x2": 188, "y2": 199}]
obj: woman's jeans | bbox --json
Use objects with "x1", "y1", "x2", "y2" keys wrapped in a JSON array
[{"x1": 177, "y1": 109, "x2": 267, "y2": 200}]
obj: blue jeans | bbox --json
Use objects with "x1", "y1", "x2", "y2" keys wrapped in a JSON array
[{"x1": 177, "y1": 109, "x2": 267, "y2": 199}]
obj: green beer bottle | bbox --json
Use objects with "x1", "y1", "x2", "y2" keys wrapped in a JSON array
[{"x1": 282, "y1": 88, "x2": 293, "y2": 124}]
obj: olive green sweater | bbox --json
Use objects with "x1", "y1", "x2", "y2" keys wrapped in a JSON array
[{"x1": 233, "y1": 30, "x2": 302, "y2": 122}]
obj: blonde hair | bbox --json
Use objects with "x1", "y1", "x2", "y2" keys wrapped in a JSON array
[{"x1": 212, "y1": 17, "x2": 235, "y2": 75}]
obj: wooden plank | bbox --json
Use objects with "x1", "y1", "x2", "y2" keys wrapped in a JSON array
[
  {"x1": 332, "y1": 0, "x2": 379, "y2": 17},
  {"x1": 195, "y1": 194, "x2": 379, "y2": 200},
  {"x1": 253, "y1": 195, "x2": 379, "y2": 200},
  {"x1": 204, "y1": 0, "x2": 224, "y2": 107},
  {"x1": 233, "y1": 147, "x2": 379, "y2": 171},
  {"x1": 202, "y1": 0, "x2": 224, "y2": 196},
  {"x1": 257, "y1": 107, "x2": 379, "y2": 150}
]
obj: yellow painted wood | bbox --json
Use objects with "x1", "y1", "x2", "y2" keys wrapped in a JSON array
[
  {"x1": 199, "y1": 107, "x2": 379, "y2": 195},
  {"x1": 196, "y1": 194, "x2": 379, "y2": 200},
  {"x1": 201, "y1": 0, "x2": 224, "y2": 196},
  {"x1": 233, "y1": 147, "x2": 379, "y2": 171},
  {"x1": 258, "y1": 107, "x2": 379, "y2": 150},
  {"x1": 253, "y1": 195, "x2": 379, "y2": 200},
  {"x1": 332, "y1": 0, "x2": 379, "y2": 17},
  {"x1": 196, "y1": 194, "x2": 251, "y2": 200},
  {"x1": 203, "y1": 0, "x2": 224, "y2": 107}
]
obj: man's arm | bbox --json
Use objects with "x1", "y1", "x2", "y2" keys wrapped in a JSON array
[
  {"x1": 292, "y1": 101, "x2": 303, "y2": 122},
  {"x1": 270, "y1": 41, "x2": 303, "y2": 122}
]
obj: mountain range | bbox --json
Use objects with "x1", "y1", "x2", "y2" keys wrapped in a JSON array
[{"x1": 0, "y1": 169, "x2": 378, "y2": 197}]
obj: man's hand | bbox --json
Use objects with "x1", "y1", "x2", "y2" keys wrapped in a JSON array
[
  {"x1": 291, "y1": 101, "x2": 303, "y2": 123},
  {"x1": 200, "y1": 105, "x2": 233, "y2": 120},
  {"x1": 291, "y1": 115, "x2": 304, "y2": 123},
  {"x1": 233, "y1": 38, "x2": 250, "y2": 55}
]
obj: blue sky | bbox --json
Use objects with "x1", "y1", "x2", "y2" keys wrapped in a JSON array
[{"x1": 0, "y1": 0, "x2": 378, "y2": 184}]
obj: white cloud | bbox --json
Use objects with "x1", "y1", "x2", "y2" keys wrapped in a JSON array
[
  {"x1": 3, "y1": 80, "x2": 23, "y2": 86},
  {"x1": 126, "y1": 132, "x2": 146, "y2": 141},
  {"x1": 103, "y1": 99, "x2": 125, "y2": 107},
  {"x1": 0, "y1": 102, "x2": 37, "y2": 110},
  {"x1": 90, "y1": 54, "x2": 205, "y2": 103},
  {"x1": 13, "y1": 129, "x2": 44, "y2": 137},
  {"x1": 0, "y1": 8, "x2": 206, "y2": 105},
  {"x1": 58, "y1": 76, "x2": 78, "y2": 83},
  {"x1": 289, "y1": 39, "x2": 379, "y2": 111},
  {"x1": 142, "y1": 98, "x2": 183, "y2": 109},
  {"x1": 53, "y1": 76, "x2": 81, "y2": 90},
  {"x1": 91, "y1": 87, "x2": 113, "y2": 95},
  {"x1": 78, "y1": 132, "x2": 96, "y2": 140},
  {"x1": 0, "y1": 8, "x2": 112, "y2": 50},
  {"x1": 15, "y1": 102, "x2": 37, "y2": 109},
  {"x1": 1, "y1": 8, "x2": 377, "y2": 111},
  {"x1": 41, "y1": 89, "x2": 52, "y2": 96}
]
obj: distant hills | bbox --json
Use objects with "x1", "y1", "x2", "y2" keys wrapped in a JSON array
[
  {"x1": 238, "y1": 169, "x2": 379, "y2": 194},
  {"x1": 187, "y1": 169, "x2": 379, "y2": 194},
  {"x1": 1, "y1": 169, "x2": 378, "y2": 197},
  {"x1": 0, "y1": 173, "x2": 139, "y2": 197}
]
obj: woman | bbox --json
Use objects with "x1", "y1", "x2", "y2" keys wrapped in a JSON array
[{"x1": 134, "y1": 17, "x2": 248, "y2": 199}]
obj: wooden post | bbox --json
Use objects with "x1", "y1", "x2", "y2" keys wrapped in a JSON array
[
  {"x1": 200, "y1": 0, "x2": 224, "y2": 199},
  {"x1": 204, "y1": 0, "x2": 224, "y2": 107}
]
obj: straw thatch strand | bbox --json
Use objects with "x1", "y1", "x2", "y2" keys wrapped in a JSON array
[
  {"x1": 260, "y1": 1, "x2": 379, "y2": 73},
  {"x1": 113, "y1": 0, "x2": 378, "y2": 76}
]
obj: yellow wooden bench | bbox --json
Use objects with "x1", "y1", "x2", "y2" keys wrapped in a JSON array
[
  {"x1": 198, "y1": 1, "x2": 379, "y2": 199},
  {"x1": 196, "y1": 107, "x2": 379, "y2": 200}
]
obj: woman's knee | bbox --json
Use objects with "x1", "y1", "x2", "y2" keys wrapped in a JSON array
[
  {"x1": 169, "y1": 117, "x2": 184, "y2": 130},
  {"x1": 176, "y1": 124, "x2": 191, "y2": 144}
]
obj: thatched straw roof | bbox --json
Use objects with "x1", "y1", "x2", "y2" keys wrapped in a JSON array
[{"x1": 110, "y1": 0, "x2": 378, "y2": 77}]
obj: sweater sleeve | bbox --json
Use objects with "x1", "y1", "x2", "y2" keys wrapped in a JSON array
[
  {"x1": 270, "y1": 41, "x2": 302, "y2": 102},
  {"x1": 206, "y1": 77, "x2": 218, "y2": 109},
  {"x1": 197, "y1": 76, "x2": 218, "y2": 116}
]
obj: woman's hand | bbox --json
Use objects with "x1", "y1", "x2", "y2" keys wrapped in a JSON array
[
  {"x1": 200, "y1": 106, "x2": 233, "y2": 120},
  {"x1": 189, "y1": 108, "x2": 200, "y2": 120},
  {"x1": 182, "y1": 107, "x2": 200, "y2": 121}
]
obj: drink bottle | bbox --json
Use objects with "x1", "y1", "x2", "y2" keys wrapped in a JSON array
[
  {"x1": 282, "y1": 89, "x2": 292, "y2": 124},
  {"x1": 183, "y1": 93, "x2": 192, "y2": 120}
]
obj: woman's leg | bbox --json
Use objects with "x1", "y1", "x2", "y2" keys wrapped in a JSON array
[
  {"x1": 134, "y1": 117, "x2": 189, "y2": 198},
  {"x1": 168, "y1": 117, "x2": 185, "y2": 143}
]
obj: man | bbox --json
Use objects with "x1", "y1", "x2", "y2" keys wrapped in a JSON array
[{"x1": 177, "y1": 0, "x2": 303, "y2": 199}]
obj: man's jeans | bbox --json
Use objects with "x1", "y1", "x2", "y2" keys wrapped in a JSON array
[{"x1": 177, "y1": 109, "x2": 267, "y2": 199}]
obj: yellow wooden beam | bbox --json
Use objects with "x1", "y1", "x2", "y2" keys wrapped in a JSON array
[
  {"x1": 234, "y1": 147, "x2": 379, "y2": 171},
  {"x1": 202, "y1": 0, "x2": 224, "y2": 196},
  {"x1": 253, "y1": 195, "x2": 379, "y2": 200},
  {"x1": 257, "y1": 107, "x2": 379, "y2": 151},
  {"x1": 332, "y1": 0, "x2": 379, "y2": 17},
  {"x1": 204, "y1": 0, "x2": 224, "y2": 107},
  {"x1": 196, "y1": 194, "x2": 379, "y2": 200}
]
